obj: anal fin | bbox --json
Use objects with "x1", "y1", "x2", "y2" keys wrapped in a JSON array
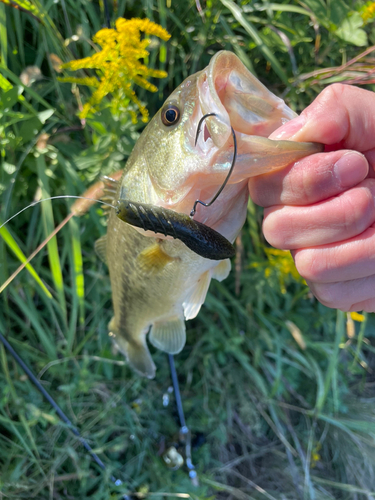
[
  {"x1": 183, "y1": 270, "x2": 211, "y2": 320},
  {"x1": 138, "y1": 243, "x2": 175, "y2": 274},
  {"x1": 149, "y1": 316, "x2": 186, "y2": 354},
  {"x1": 95, "y1": 235, "x2": 107, "y2": 264}
]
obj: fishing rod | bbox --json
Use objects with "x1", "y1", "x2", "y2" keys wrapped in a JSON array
[{"x1": 0, "y1": 329, "x2": 130, "y2": 499}]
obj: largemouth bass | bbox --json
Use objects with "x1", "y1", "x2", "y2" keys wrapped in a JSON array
[{"x1": 95, "y1": 51, "x2": 322, "y2": 378}]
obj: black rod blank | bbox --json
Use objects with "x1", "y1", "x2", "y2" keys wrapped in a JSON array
[{"x1": 0, "y1": 330, "x2": 130, "y2": 496}]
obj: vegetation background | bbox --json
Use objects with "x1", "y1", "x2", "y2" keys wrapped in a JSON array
[{"x1": 1, "y1": 0, "x2": 375, "y2": 498}]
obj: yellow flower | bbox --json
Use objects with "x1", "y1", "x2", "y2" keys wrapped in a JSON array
[
  {"x1": 264, "y1": 248, "x2": 304, "y2": 293},
  {"x1": 251, "y1": 247, "x2": 305, "y2": 294},
  {"x1": 361, "y1": 2, "x2": 375, "y2": 21},
  {"x1": 350, "y1": 311, "x2": 365, "y2": 322},
  {"x1": 60, "y1": 18, "x2": 170, "y2": 122}
]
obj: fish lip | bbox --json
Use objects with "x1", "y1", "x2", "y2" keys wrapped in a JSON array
[
  {"x1": 195, "y1": 54, "x2": 232, "y2": 150},
  {"x1": 196, "y1": 51, "x2": 299, "y2": 148}
]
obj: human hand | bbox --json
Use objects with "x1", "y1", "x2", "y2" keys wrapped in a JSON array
[{"x1": 248, "y1": 84, "x2": 375, "y2": 312}]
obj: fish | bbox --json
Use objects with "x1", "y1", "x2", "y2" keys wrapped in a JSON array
[{"x1": 93, "y1": 51, "x2": 323, "y2": 378}]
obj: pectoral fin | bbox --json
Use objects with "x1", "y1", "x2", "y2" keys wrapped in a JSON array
[
  {"x1": 212, "y1": 258, "x2": 231, "y2": 281},
  {"x1": 95, "y1": 235, "x2": 108, "y2": 264},
  {"x1": 149, "y1": 316, "x2": 186, "y2": 354},
  {"x1": 137, "y1": 243, "x2": 175, "y2": 274},
  {"x1": 183, "y1": 270, "x2": 211, "y2": 320}
]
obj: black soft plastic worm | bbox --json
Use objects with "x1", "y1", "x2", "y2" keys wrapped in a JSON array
[{"x1": 116, "y1": 200, "x2": 235, "y2": 261}]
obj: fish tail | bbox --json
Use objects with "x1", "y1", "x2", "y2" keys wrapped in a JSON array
[
  {"x1": 112, "y1": 331, "x2": 156, "y2": 379},
  {"x1": 126, "y1": 341, "x2": 156, "y2": 379}
]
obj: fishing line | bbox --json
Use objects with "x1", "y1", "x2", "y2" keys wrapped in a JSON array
[
  {"x1": 191, "y1": 113, "x2": 237, "y2": 217},
  {"x1": 0, "y1": 195, "x2": 115, "y2": 294},
  {"x1": 168, "y1": 354, "x2": 198, "y2": 484},
  {"x1": 0, "y1": 329, "x2": 131, "y2": 498},
  {"x1": 0, "y1": 195, "x2": 114, "y2": 231}
]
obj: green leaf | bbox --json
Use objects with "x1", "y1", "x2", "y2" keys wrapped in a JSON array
[
  {"x1": 300, "y1": 0, "x2": 328, "y2": 25},
  {"x1": 0, "y1": 225, "x2": 52, "y2": 298},
  {"x1": 0, "y1": 86, "x2": 21, "y2": 109},
  {"x1": 37, "y1": 109, "x2": 54, "y2": 124},
  {"x1": 219, "y1": 0, "x2": 289, "y2": 87},
  {"x1": 336, "y1": 13, "x2": 368, "y2": 46},
  {"x1": 18, "y1": 117, "x2": 42, "y2": 143},
  {"x1": 0, "y1": 72, "x2": 11, "y2": 91},
  {"x1": 329, "y1": 0, "x2": 351, "y2": 26}
]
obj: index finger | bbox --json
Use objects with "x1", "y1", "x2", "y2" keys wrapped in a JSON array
[{"x1": 269, "y1": 84, "x2": 375, "y2": 153}]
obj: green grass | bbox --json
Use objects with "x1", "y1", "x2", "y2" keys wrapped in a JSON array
[{"x1": 1, "y1": 0, "x2": 375, "y2": 498}]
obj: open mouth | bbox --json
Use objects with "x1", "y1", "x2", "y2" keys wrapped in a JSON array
[
  {"x1": 197, "y1": 51, "x2": 298, "y2": 149},
  {"x1": 203, "y1": 123, "x2": 211, "y2": 142}
]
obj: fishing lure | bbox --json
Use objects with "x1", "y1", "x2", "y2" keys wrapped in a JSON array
[
  {"x1": 116, "y1": 113, "x2": 237, "y2": 261},
  {"x1": 116, "y1": 200, "x2": 235, "y2": 260}
]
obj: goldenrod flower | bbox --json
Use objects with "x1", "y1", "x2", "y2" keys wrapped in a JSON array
[
  {"x1": 252, "y1": 247, "x2": 304, "y2": 294},
  {"x1": 265, "y1": 248, "x2": 304, "y2": 291},
  {"x1": 60, "y1": 18, "x2": 170, "y2": 122},
  {"x1": 350, "y1": 311, "x2": 365, "y2": 322},
  {"x1": 361, "y1": 1, "x2": 375, "y2": 21}
]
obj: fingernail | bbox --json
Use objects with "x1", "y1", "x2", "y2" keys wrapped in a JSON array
[
  {"x1": 269, "y1": 114, "x2": 306, "y2": 140},
  {"x1": 333, "y1": 152, "x2": 369, "y2": 188}
]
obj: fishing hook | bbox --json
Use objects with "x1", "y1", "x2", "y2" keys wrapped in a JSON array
[{"x1": 190, "y1": 113, "x2": 237, "y2": 217}]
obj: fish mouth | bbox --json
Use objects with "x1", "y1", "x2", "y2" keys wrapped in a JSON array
[
  {"x1": 193, "y1": 51, "x2": 323, "y2": 184},
  {"x1": 195, "y1": 51, "x2": 297, "y2": 151}
]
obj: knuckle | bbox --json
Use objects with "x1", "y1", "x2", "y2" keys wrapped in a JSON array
[
  {"x1": 313, "y1": 84, "x2": 345, "y2": 110},
  {"x1": 326, "y1": 83, "x2": 347, "y2": 99}
]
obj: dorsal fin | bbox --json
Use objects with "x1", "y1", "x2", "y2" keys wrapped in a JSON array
[
  {"x1": 99, "y1": 175, "x2": 119, "y2": 208},
  {"x1": 95, "y1": 235, "x2": 108, "y2": 264}
]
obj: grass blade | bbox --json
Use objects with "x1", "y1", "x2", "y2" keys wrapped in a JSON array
[
  {"x1": 316, "y1": 310, "x2": 345, "y2": 413},
  {"x1": 0, "y1": 3, "x2": 7, "y2": 69},
  {"x1": 0, "y1": 224, "x2": 52, "y2": 298},
  {"x1": 219, "y1": 0, "x2": 289, "y2": 86},
  {"x1": 10, "y1": 289, "x2": 57, "y2": 359},
  {"x1": 36, "y1": 155, "x2": 67, "y2": 320},
  {"x1": 67, "y1": 215, "x2": 84, "y2": 350}
]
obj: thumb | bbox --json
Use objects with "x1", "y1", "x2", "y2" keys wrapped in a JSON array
[{"x1": 269, "y1": 84, "x2": 375, "y2": 152}]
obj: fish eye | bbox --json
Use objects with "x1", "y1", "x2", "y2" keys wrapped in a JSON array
[{"x1": 161, "y1": 104, "x2": 180, "y2": 126}]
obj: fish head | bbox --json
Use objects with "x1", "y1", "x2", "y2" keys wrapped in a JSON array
[{"x1": 123, "y1": 51, "x2": 322, "y2": 238}]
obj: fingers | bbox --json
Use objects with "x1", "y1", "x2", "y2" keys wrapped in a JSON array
[
  {"x1": 291, "y1": 226, "x2": 375, "y2": 312},
  {"x1": 248, "y1": 150, "x2": 368, "y2": 207},
  {"x1": 254, "y1": 84, "x2": 375, "y2": 312},
  {"x1": 293, "y1": 226, "x2": 375, "y2": 283},
  {"x1": 263, "y1": 179, "x2": 375, "y2": 249},
  {"x1": 269, "y1": 84, "x2": 375, "y2": 152},
  {"x1": 306, "y1": 276, "x2": 375, "y2": 312}
]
